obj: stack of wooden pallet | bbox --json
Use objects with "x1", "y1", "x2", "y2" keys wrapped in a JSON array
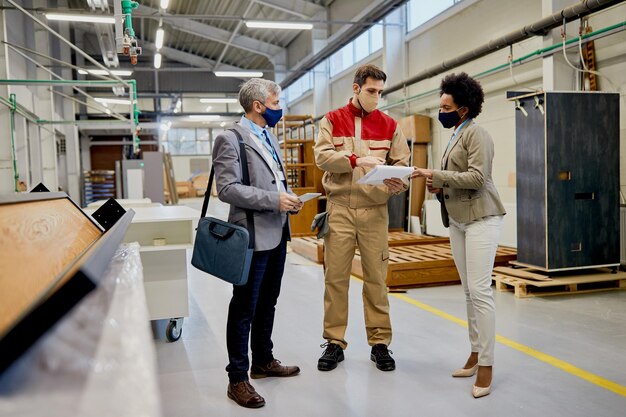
[
  {"x1": 290, "y1": 232, "x2": 518, "y2": 290},
  {"x1": 492, "y1": 266, "x2": 626, "y2": 298},
  {"x1": 352, "y1": 243, "x2": 517, "y2": 289},
  {"x1": 290, "y1": 232, "x2": 449, "y2": 264}
]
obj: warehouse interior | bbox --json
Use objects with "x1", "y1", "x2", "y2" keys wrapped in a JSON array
[{"x1": 0, "y1": 0, "x2": 625, "y2": 416}]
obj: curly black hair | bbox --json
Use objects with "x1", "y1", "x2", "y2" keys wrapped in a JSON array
[{"x1": 439, "y1": 72, "x2": 484, "y2": 119}]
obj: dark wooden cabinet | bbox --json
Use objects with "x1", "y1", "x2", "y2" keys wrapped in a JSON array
[{"x1": 511, "y1": 91, "x2": 620, "y2": 271}]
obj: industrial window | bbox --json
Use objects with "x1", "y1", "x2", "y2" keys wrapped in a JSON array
[
  {"x1": 370, "y1": 23, "x2": 383, "y2": 53},
  {"x1": 329, "y1": 21, "x2": 384, "y2": 78},
  {"x1": 407, "y1": 0, "x2": 463, "y2": 32},
  {"x1": 284, "y1": 71, "x2": 313, "y2": 104},
  {"x1": 354, "y1": 31, "x2": 370, "y2": 63},
  {"x1": 162, "y1": 128, "x2": 212, "y2": 155}
]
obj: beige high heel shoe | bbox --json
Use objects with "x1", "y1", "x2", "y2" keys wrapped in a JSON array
[
  {"x1": 451, "y1": 363, "x2": 478, "y2": 377},
  {"x1": 472, "y1": 384, "x2": 491, "y2": 398}
]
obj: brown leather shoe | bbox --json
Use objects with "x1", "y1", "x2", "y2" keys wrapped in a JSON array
[
  {"x1": 227, "y1": 381, "x2": 265, "y2": 408},
  {"x1": 250, "y1": 359, "x2": 301, "y2": 379}
]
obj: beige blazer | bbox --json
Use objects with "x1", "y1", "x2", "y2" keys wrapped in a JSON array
[{"x1": 431, "y1": 121, "x2": 506, "y2": 227}]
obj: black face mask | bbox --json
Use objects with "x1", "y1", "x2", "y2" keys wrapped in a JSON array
[{"x1": 438, "y1": 108, "x2": 464, "y2": 129}]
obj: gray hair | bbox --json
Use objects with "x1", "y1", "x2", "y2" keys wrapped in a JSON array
[{"x1": 238, "y1": 78, "x2": 281, "y2": 113}]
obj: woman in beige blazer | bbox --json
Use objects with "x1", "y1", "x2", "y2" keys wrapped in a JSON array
[{"x1": 412, "y1": 73, "x2": 506, "y2": 398}]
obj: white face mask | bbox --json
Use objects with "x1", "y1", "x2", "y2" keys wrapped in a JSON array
[{"x1": 357, "y1": 88, "x2": 379, "y2": 113}]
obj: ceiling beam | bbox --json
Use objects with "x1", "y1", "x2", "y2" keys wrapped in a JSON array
[
  {"x1": 262, "y1": 0, "x2": 324, "y2": 18},
  {"x1": 142, "y1": 42, "x2": 242, "y2": 72},
  {"x1": 136, "y1": 4, "x2": 283, "y2": 59}
]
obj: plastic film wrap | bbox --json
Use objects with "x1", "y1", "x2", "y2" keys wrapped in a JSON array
[{"x1": 0, "y1": 243, "x2": 161, "y2": 417}]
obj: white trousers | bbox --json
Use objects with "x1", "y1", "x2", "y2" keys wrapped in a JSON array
[{"x1": 449, "y1": 215, "x2": 503, "y2": 366}]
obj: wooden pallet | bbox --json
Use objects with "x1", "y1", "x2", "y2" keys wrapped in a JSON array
[
  {"x1": 387, "y1": 232, "x2": 449, "y2": 247},
  {"x1": 289, "y1": 236, "x2": 324, "y2": 263},
  {"x1": 492, "y1": 266, "x2": 626, "y2": 298},
  {"x1": 352, "y1": 243, "x2": 517, "y2": 289},
  {"x1": 290, "y1": 233, "x2": 450, "y2": 263}
]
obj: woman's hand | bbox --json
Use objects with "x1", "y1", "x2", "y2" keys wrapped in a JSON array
[
  {"x1": 426, "y1": 177, "x2": 442, "y2": 194},
  {"x1": 411, "y1": 167, "x2": 433, "y2": 179}
]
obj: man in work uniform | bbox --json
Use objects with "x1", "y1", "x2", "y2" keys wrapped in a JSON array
[{"x1": 314, "y1": 64, "x2": 410, "y2": 372}]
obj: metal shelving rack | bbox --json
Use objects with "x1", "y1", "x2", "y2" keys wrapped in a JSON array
[{"x1": 83, "y1": 170, "x2": 116, "y2": 205}]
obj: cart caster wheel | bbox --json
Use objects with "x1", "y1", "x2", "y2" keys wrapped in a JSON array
[{"x1": 166, "y1": 320, "x2": 182, "y2": 342}]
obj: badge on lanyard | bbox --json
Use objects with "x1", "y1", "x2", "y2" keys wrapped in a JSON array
[{"x1": 277, "y1": 171, "x2": 286, "y2": 181}]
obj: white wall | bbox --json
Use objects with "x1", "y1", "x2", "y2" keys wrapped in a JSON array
[
  {"x1": 287, "y1": 92, "x2": 314, "y2": 117},
  {"x1": 0, "y1": 2, "x2": 80, "y2": 197},
  {"x1": 402, "y1": 1, "x2": 626, "y2": 206},
  {"x1": 284, "y1": 0, "x2": 626, "y2": 209},
  {"x1": 171, "y1": 155, "x2": 211, "y2": 182}
]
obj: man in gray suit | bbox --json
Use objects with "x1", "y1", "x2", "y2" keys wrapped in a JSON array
[{"x1": 212, "y1": 78, "x2": 303, "y2": 408}]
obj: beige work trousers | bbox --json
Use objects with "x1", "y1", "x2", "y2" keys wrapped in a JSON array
[{"x1": 322, "y1": 201, "x2": 392, "y2": 349}]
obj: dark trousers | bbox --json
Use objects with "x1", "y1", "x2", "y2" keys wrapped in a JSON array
[{"x1": 226, "y1": 237, "x2": 287, "y2": 383}]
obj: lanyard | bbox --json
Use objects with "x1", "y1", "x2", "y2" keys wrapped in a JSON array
[
  {"x1": 445, "y1": 118, "x2": 472, "y2": 154},
  {"x1": 242, "y1": 117, "x2": 280, "y2": 164}
]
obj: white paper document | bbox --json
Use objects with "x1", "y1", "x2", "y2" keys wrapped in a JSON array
[
  {"x1": 298, "y1": 192, "x2": 322, "y2": 203},
  {"x1": 356, "y1": 165, "x2": 414, "y2": 185}
]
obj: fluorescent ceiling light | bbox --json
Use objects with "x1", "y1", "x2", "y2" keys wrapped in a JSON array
[
  {"x1": 154, "y1": 53, "x2": 162, "y2": 69},
  {"x1": 245, "y1": 21, "x2": 313, "y2": 30},
  {"x1": 199, "y1": 98, "x2": 238, "y2": 104},
  {"x1": 78, "y1": 69, "x2": 133, "y2": 76},
  {"x1": 95, "y1": 97, "x2": 131, "y2": 105},
  {"x1": 160, "y1": 0, "x2": 170, "y2": 10},
  {"x1": 188, "y1": 115, "x2": 222, "y2": 121},
  {"x1": 155, "y1": 28, "x2": 165, "y2": 50},
  {"x1": 214, "y1": 70, "x2": 263, "y2": 78},
  {"x1": 45, "y1": 13, "x2": 115, "y2": 24}
]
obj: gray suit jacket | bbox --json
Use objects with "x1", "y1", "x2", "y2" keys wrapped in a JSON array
[
  {"x1": 431, "y1": 121, "x2": 506, "y2": 227},
  {"x1": 212, "y1": 122, "x2": 292, "y2": 251}
]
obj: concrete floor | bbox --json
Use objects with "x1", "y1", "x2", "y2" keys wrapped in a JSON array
[{"x1": 156, "y1": 199, "x2": 626, "y2": 417}]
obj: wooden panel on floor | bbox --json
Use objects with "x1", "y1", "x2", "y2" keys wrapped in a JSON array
[
  {"x1": 352, "y1": 243, "x2": 517, "y2": 289},
  {"x1": 387, "y1": 232, "x2": 449, "y2": 247},
  {"x1": 492, "y1": 267, "x2": 626, "y2": 298},
  {"x1": 290, "y1": 233, "x2": 450, "y2": 264},
  {"x1": 289, "y1": 236, "x2": 324, "y2": 263}
]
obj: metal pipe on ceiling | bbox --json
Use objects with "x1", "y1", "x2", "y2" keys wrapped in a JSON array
[
  {"x1": 4, "y1": 0, "x2": 129, "y2": 87},
  {"x1": 0, "y1": 41, "x2": 117, "y2": 83},
  {"x1": 380, "y1": 20, "x2": 626, "y2": 111},
  {"x1": 383, "y1": 0, "x2": 626, "y2": 97},
  {"x1": 3, "y1": 44, "x2": 131, "y2": 122}
]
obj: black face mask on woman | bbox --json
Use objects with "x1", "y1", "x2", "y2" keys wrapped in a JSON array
[{"x1": 438, "y1": 107, "x2": 465, "y2": 129}]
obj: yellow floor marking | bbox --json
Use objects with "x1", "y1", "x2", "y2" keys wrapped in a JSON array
[{"x1": 349, "y1": 275, "x2": 626, "y2": 398}]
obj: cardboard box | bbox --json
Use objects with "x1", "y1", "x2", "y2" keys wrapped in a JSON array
[
  {"x1": 398, "y1": 114, "x2": 431, "y2": 143},
  {"x1": 410, "y1": 144, "x2": 428, "y2": 217}
]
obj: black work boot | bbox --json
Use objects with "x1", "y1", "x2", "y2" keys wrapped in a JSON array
[
  {"x1": 371, "y1": 344, "x2": 395, "y2": 371},
  {"x1": 317, "y1": 342, "x2": 344, "y2": 371}
]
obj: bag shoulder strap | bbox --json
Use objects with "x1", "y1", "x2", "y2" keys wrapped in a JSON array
[{"x1": 201, "y1": 128, "x2": 255, "y2": 249}]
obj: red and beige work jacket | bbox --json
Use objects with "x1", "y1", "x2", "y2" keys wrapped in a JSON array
[{"x1": 314, "y1": 99, "x2": 410, "y2": 209}]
